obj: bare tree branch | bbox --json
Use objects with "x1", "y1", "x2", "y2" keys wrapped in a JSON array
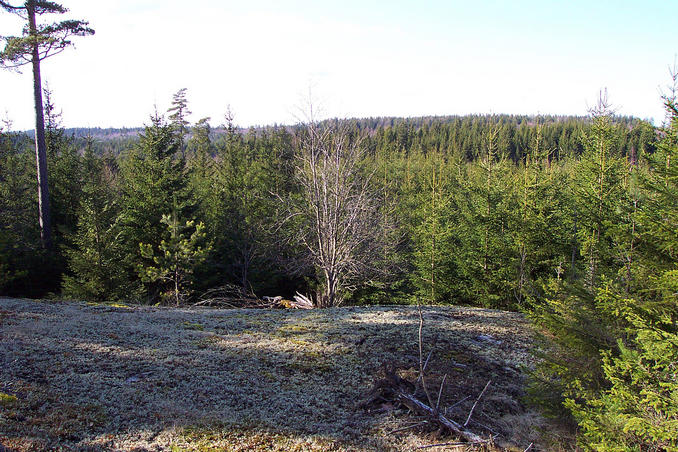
[{"x1": 275, "y1": 105, "x2": 394, "y2": 307}]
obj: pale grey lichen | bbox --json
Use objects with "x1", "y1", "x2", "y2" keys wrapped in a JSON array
[{"x1": 0, "y1": 298, "x2": 551, "y2": 451}]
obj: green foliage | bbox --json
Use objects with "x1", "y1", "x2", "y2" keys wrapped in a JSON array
[
  {"x1": 410, "y1": 153, "x2": 458, "y2": 303},
  {"x1": 138, "y1": 209, "x2": 209, "y2": 305},
  {"x1": 193, "y1": 119, "x2": 295, "y2": 296},
  {"x1": 566, "y1": 83, "x2": 678, "y2": 452},
  {"x1": 0, "y1": 1, "x2": 94, "y2": 69},
  {"x1": 453, "y1": 123, "x2": 517, "y2": 308},
  {"x1": 62, "y1": 143, "x2": 130, "y2": 301},
  {"x1": 528, "y1": 86, "x2": 678, "y2": 450},
  {"x1": 168, "y1": 88, "x2": 191, "y2": 156},
  {"x1": 573, "y1": 96, "x2": 628, "y2": 288},
  {"x1": 0, "y1": 126, "x2": 37, "y2": 293},
  {"x1": 44, "y1": 87, "x2": 83, "y2": 247},
  {"x1": 118, "y1": 113, "x2": 193, "y2": 300},
  {"x1": 569, "y1": 305, "x2": 678, "y2": 451}
]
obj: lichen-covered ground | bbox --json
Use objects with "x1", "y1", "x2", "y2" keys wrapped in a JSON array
[{"x1": 0, "y1": 298, "x2": 558, "y2": 451}]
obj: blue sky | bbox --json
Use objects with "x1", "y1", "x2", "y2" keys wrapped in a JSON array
[{"x1": 0, "y1": 0, "x2": 675, "y2": 130}]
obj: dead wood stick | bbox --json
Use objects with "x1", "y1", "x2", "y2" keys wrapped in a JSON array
[
  {"x1": 423, "y1": 348, "x2": 434, "y2": 373},
  {"x1": 397, "y1": 391, "x2": 485, "y2": 444},
  {"x1": 464, "y1": 380, "x2": 491, "y2": 427},
  {"x1": 415, "y1": 442, "x2": 466, "y2": 450},
  {"x1": 386, "y1": 420, "x2": 429, "y2": 435},
  {"x1": 524, "y1": 443, "x2": 534, "y2": 452},
  {"x1": 435, "y1": 374, "x2": 447, "y2": 411},
  {"x1": 445, "y1": 395, "x2": 471, "y2": 415},
  {"x1": 416, "y1": 348, "x2": 435, "y2": 387}
]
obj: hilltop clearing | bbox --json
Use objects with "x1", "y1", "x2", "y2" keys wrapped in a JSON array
[{"x1": 0, "y1": 298, "x2": 564, "y2": 451}]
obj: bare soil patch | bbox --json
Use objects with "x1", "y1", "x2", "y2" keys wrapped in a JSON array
[{"x1": 0, "y1": 298, "x2": 553, "y2": 451}]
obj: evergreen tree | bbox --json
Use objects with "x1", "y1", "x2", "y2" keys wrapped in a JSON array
[
  {"x1": 568, "y1": 79, "x2": 678, "y2": 449},
  {"x1": 139, "y1": 204, "x2": 209, "y2": 305},
  {"x1": 62, "y1": 141, "x2": 129, "y2": 301},
  {"x1": 118, "y1": 112, "x2": 193, "y2": 301},
  {"x1": 0, "y1": 121, "x2": 41, "y2": 295},
  {"x1": 167, "y1": 88, "x2": 191, "y2": 158},
  {"x1": 206, "y1": 116, "x2": 279, "y2": 293},
  {"x1": 573, "y1": 92, "x2": 627, "y2": 288},
  {"x1": 411, "y1": 152, "x2": 457, "y2": 303},
  {"x1": 455, "y1": 123, "x2": 515, "y2": 308},
  {"x1": 511, "y1": 123, "x2": 571, "y2": 306},
  {"x1": 43, "y1": 87, "x2": 83, "y2": 249},
  {"x1": 0, "y1": 0, "x2": 94, "y2": 248}
]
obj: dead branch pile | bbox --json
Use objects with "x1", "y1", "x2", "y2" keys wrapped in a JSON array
[
  {"x1": 194, "y1": 285, "x2": 314, "y2": 309},
  {"x1": 361, "y1": 367, "x2": 487, "y2": 445}
]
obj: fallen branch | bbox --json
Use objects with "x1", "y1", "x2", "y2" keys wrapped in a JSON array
[
  {"x1": 464, "y1": 380, "x2": 491, "y2": 427},
  {"x1": 397, "y1": 391, "x2": 486, "y2": 444},
  {"x1": 291, "y1": 292, "x2": 314, "y2": 309},
  {"x1": 386, "y1": 420, "x2": 429, "y2": 435},
  {"x1": 415, "y1": 442, "x2": 466, "y2": 450},
  {"x1": 445, "y1": 395, "x2": 471, "y2": 416}
]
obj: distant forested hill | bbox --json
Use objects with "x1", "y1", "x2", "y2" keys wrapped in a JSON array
[{"x1": 13, "y1": 114, "x2": 656, "y2": 161}]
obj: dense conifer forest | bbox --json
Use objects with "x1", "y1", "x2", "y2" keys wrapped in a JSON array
[
  {"x1": 2, "y1": 85, "x2": 678, "y2": 447},
  {"x1": 1, "y1": 1, "x2": 676, "y2": 449}
]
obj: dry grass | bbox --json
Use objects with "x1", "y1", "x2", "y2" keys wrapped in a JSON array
[{"x1": 0, "y1": 298, "x2": 561, "y2": 451}]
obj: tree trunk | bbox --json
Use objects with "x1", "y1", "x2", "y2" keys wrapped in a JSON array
[{"x1": 28, "y1": 4, "x2": 52, "y2": 249}]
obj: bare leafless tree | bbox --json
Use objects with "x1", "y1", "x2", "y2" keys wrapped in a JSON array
[{"x1": 277, "y1": 114, "x2": 390, "y2": 307}]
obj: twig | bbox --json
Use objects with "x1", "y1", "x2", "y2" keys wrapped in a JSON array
[
  {"x1": 416, "y1": 347, "x2": 435, "y2": 385},
  {"x1": 435, "y1": 374, "x2": 447, "y2": 411},
  {"x1": 469, "y1": 418, "x2": 500, "y2": 436},
  {"x1": 386, "y1": 420, "x2": 429, "y2": 435},
  {"x1": 464, "y1": 380, "x2": 492, "y2": 427},
  {"x1": 445, "y1": 395, "x2": 471, "y2": 415},
  {"x1": 524, "y1": 443, "x2": 534, "y2": 452},
  {"x1": 423, "y1": 348, "x2": 434, "y2": 373},
  {"x1": 415, "y1": 441, "x2": 466, "y2": 450}
]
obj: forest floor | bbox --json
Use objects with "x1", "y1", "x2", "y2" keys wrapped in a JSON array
[{"x1": 0, "y1": 298, "x2": 570, "y2": 451}]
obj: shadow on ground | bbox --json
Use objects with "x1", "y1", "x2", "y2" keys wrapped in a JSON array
[{"x1": 0, "y1": 298, "x2": 541, "y2": 451}]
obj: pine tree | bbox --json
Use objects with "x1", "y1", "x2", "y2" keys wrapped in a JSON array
[
  {"x1": 139, "y1": 205, "x2": 209, "y2": 305},
  {"x1": 0, "y1": 0, "x2": 94, "y2": 248},
  {"x1": 167, "y1": 88, "x2": 191, "y2": 158}
]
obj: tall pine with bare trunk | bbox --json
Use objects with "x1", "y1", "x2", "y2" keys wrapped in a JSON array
[{"x1": 0, "y1": 0, "x2": 93, "y2": 249}]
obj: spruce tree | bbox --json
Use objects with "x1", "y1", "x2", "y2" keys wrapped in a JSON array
[
  {"x1": 62, "y1": 141, "x2": 129, "y2": 301},
  {"x1": 455, "y1": 122, "x2": 515, "y2": 308},
  {"x1": 411, "y1": 152, "x2": 457, "y2": 303},
  {"x1": 574, "y1": 92, "x2": 626, "y2": 288},
  {"x1": 0, "y1": 121, "x2": 40, "y2": 294},
  {"x1": 569, "y1": 78, "x2": 678, "y2": 449},
  {"x1": 118, "y1": 112, "x2": 193, "y2": 301}
]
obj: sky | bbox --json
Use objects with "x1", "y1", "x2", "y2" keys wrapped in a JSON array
[{"x1": 0, "y1": 0, "x2": 676, "y2": 131}]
